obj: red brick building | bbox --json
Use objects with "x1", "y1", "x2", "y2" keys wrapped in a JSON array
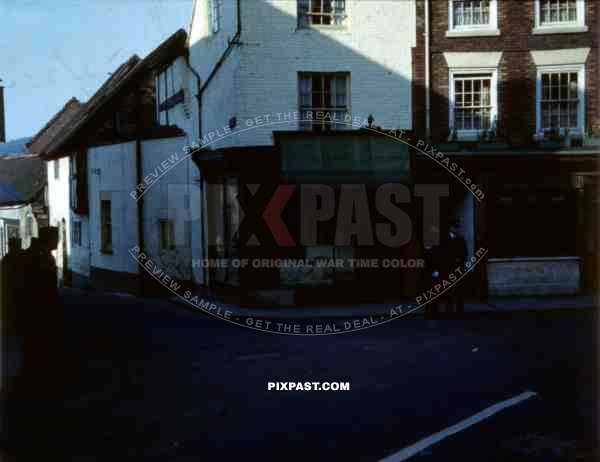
[{"x1": 414, "y1": 0, "x2": 599, "y2": 296}]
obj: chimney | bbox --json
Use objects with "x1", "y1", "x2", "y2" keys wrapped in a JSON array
[{"x1": 0, "y1": 80, "x2": 5, "y2": 143}]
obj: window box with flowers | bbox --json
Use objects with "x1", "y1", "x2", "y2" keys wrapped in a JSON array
[
  {"x1": 475, "y1": 129, "x2": 510, "y2": 151},
  {"x1": 534, "y1": 64, "x2": 586, "y2": 148},
  {"x1": 535, "y1": 127, "x2": 584, "y2": 149}
]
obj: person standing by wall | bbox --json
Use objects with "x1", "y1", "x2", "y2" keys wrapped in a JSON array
[
  {"x1": 1, "y1": 237, "x2": 26, "y2": 393},
  {"x1": 2, "y1": 227, "x2": 63, "y2": 454},
  {"x1": 443, "y1": 223, "x2": 467, "y2": 319},
  {"x1": 21, "y1": 228, "x2": 62, "y2": 394}
]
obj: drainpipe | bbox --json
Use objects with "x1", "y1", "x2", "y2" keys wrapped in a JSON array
[
  {"x1": 0, "y1": 80, "x2": 5, "y2": 143},
  {"x1": 200, "y1": 176, "x2": 207, "y2": 286},
  {"x1": 198, "y1": 0, "x2": 242, "y2": 135},
  {"x1": 185, "y1": 0, "x2": 242, "y2": 287},
  {"x1": 184, "y1": 54, "x2": 203, "y2": 141},
  {"x1": 135, "y1": 138, "x2": 145, "y2": 295},
  {"x1": 424, "y1": 0, "x2": 431, "y2": 141},
  {"x1": 185, "y1": 0, "x2": 242, "y2": 141},
  {"x1": 135, "y1": 82, "x2": 145, "y2": 295},
  {"x1": 182, "y1": 54, "x2": 205, "y2": 285}
]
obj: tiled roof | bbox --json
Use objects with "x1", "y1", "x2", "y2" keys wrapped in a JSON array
[
  {"x1": 0, "y1": 155, "x2": 45, "y2": 206},
  {"x1": 43, "y1": 28, "x2": 187, "y2": 157},
  {"x1": 41, "y1": 54, "x2": 141, "y2": 157},
  {"x1": 27, "y1": 98, "x2": 83, "y2": 155}
]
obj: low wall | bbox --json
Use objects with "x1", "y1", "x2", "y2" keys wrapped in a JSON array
[{"x1": 487, "y1": 257, "x2": 581, "y2": 296}]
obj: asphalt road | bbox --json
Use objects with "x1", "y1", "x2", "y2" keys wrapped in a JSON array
[{"x1": 1, "y1": 288, "x2": 598, "y2": 461}]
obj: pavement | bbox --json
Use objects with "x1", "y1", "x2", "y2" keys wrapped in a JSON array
[
  {"x1": 0, "y1": 288, "x2": 597, "y2": 461},
  {"x1": 168, "y1": 292, "x2": 598, "y2": 319}
]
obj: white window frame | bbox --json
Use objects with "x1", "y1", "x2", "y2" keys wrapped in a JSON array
[
  {"x1": 298, "y1": 72, "x2": 351, "y2": 131},
  {"x1": 72, "y1": 219, "x2": 82, "y2": 247},
  {"x1": 297, "y1": 0, "x2": 349, "y2": 28},
  {"x1": 156, "y1": 63, "x2": 177, "y2": 125},
  {"x1": 69, "y1": 154, "x2": 77, "y2": 210},
  {"x1": 533, "y1": 0, "x2": 587, "y2": 34},
  {"x1": 447, "y1": 0, "x2": 499, "y2": 37},
  {"x1": 25, "y1": 214, "x2": 34, "y2": 238},
  {"x1": 159, "y1": 218, "x2": 176, "y2": 251},
  {"x1": 449, "y1": 68, "x2": 498, "y2": 141},
  {"x1": 100, "y1": 196, "x2": 112, "y2": 255},
  {"x1": 208, "y1": 0, "x2": 221, "y2": 34},
  {"x1": 535, "y1": 64, "x2": 586, "y2": 136}
]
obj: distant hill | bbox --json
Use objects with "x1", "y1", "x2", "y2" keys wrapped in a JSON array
[{"x1": 0, "y1": 137, "x2": 33, "y2": 156}]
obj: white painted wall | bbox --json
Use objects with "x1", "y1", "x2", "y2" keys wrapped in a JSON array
[
  {"x1": 159, "y1": 57, "x2": 197, "y2": 139},
  {"x1": 198, "y1": 47, "x2": 240, "y2": 149},
  {"x1": 46, "y1": 158, "x2": 70, "y2": 281},
  {"x1": 188, "y1": 0, "x2": 240, "y2": 81},
  {"x1": 187, "y1": 0, "x2": 417, "y2": 148},
  {"x1": 0, "y1": 207, "x2": 23, "y2": 256},
  {"x1": 88, "y1": 142, "x2": 139, "y2": 275},
  {"x1": 44, "y1": 157, "x2": 90, "y2": 282},
  {"x1": 141, "y1": 137, "x2": 199, "y2": 282},
  {"x1": 152, "y1": 54, "x2": 206, "y2": 284},
  {"x1": 83, "y1": 138, "x2": 204, "y2": 285},
  {"x1": 46, "y1": 157, "x2": 71, "y2": 235},
  {"x1": 47, "y1": 158, "x2": 70, "y2": 231},
  {"x1": 69, "y1": 212, "x2": 90, "y2": 280},
  {"x1": 0, "y1": 209, "x2": 20, "y2": 221}
]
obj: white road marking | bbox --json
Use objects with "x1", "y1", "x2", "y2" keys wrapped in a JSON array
[{"x1": 379, "y1": 391, "x2": 538, "y2": 462}]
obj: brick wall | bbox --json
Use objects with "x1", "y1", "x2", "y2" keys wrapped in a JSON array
[
  {"x1": 412, "y1": 0, "x2": 427, "y2": 139},
  {"x1": 429, "y1": 0, "x2": 598, "y2": 144}
]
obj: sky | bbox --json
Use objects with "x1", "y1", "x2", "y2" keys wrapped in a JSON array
[{"x1": 0, "y1": 0, "x2": 193, "y2": 141}]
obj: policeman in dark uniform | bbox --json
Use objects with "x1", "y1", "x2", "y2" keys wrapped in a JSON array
[{"x1": 443, "y1": 223, "x2": 467, "y2": 318}]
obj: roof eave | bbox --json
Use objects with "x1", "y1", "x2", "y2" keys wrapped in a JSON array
[{"x1": 44, "y1": 29, "x2": 187, "y2": 157}]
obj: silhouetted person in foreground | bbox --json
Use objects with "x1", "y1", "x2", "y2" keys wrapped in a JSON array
[
  {"x1": 1, "y1": 238, "x2": 27, "y2": 390},
  {"x1": 20, "y1": 228, "x2": 63, "y2": 395},
  {"x1": 1, "y1": 237, "x2": 26, "y2": 333},
  {"x1": 0, "y1": 237, "x2": 29, "y2": 455},
  {"x1": 1, "y1": 227, "x2": 64, "y2": 457},
  {"x1": 441, "y1": 224, "x2": 467, "y2": 319}
]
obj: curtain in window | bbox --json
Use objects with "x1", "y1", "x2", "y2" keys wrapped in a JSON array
[
  {"x1": 540, "y1": 0, "x2": 577, "y2": 25},
  {"x1": 453, "y1": 0, "x2": 491, "y2": 27}
]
